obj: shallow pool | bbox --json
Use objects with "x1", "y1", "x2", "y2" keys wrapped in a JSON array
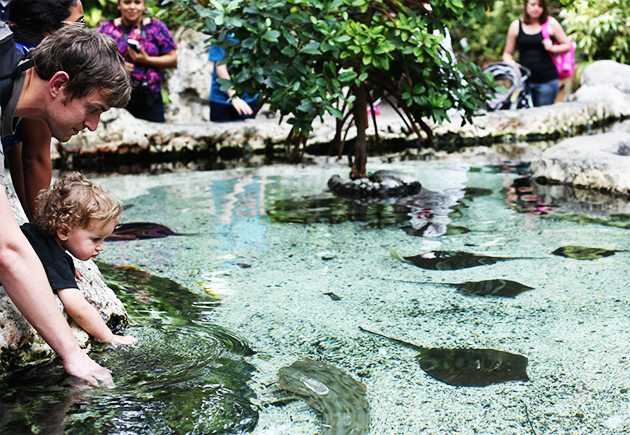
[{"x1": 5, "y1": 158, "x2": 630, "y2": 434}]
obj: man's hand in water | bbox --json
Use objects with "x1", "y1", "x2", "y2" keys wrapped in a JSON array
[{"x1": 63, "y1": 350, "x2": 115, "y2": 388}]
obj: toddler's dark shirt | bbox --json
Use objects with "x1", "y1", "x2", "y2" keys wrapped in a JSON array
[{"x1": 20, "y1": 223, "x2": 78, "y2": 293}]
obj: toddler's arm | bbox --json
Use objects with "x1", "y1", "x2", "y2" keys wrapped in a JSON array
[{"x1": 57, "y1": 288, "x2": 138, "y2": 345}]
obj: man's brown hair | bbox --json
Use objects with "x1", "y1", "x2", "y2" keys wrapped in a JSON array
[{"x1": 30, "y1": 27, "x2": 131, "y2": 108}]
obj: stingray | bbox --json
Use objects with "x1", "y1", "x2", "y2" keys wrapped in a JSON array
[
  {"x1": 359, "y1": 327, "x2": 529, "y2": 387},
  {"x1": 551, "y1": 245, "x2": 622, "y2": 260},
  {"x1": 380, "y1": 277, "x2": 534, "y2": 298},
  {"x1": 106, "y1": 222, "x2": 183, "y2": 241},
  {"x1": 400, "y1": 223, "x2": 472, "y2": 237},
  {"x1": 277, "y1": 358, "x2": 370, "y2": 435},
  {"x1": 391, "y1": 248, "x2": 526, "y2": 270}
]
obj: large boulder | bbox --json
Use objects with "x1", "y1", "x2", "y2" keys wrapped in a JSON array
[
  {"x1": 0, "y1": 187, "x2": 130, "y2": 373},
  {"x1": 530, "y1": 132, "x2": 630, "y2": 196},
  {"x1": 577, "y1": 60, "x2": 630, "y2": 93},
  {"x1": 164, "y1": 27, "x2": 213, "y2": 123}
]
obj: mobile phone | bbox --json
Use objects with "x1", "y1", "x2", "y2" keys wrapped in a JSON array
[{"x1": 127, "y1": 39, "x2": 141, "y2": 53}]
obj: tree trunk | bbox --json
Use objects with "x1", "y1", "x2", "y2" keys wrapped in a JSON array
[{"x1": 350, "y1": 84, "x2": 368, "y2": 180}]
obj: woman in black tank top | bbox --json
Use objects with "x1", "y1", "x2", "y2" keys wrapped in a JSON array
[{"x1": 502, "y1": 0, "x2": 572, "y2": 107}]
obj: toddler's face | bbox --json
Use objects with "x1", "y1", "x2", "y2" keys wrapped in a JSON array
[{"x1": 58, "y1": 219, "x2": 117, "y2": 261}]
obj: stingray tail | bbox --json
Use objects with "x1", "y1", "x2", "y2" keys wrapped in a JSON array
[
  {"x1": 359, "y1": 326, "x2": 425, "y2": 352},
  {"x1": 390, "y1": 248, "x2": 412, "y2": 264}
]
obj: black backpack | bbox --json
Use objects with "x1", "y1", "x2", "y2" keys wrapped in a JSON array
[{"x1": 0, "y1": 20, "x2": 33, "y2": 109}]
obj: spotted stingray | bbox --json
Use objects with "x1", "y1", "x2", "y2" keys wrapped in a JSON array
[
  {"x1": 277, "y1": 358, "x2": 370, "y2": 435},
  {"x1": 391, "y1": 248, "x2": 526, "y2": 270},
  {"x1": 360, "y1": 327, "x2": 529, "y2": 387},
  {"x1": 380, "y1": 277, "x2": 534, "y2": 298}
]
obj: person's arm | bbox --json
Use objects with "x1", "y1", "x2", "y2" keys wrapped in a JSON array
[
  {"x1": 18, "y1": 118, "x2": 53, "y2": 221},
  {"x1": 0, "y1": 189, "x2": 114, "y2": 387},
  {"x1": 5, "y1": 144, "x2": 26, "y2": 213},
  {"x1": 502, "y1": 20, "x2": 520, "y2": 65},
  {"x1": 126, "y1": 48, "x2": 178, "y2": 69},
  {"x1": 57, "y1": 287, "x2": 137, "y2": 346},
  {"x1": 215, "y1": 63, "x2": 254, "y2": 116},
  {"x1": 542, "y1": 16, "x2": 571, "y2": 54}
]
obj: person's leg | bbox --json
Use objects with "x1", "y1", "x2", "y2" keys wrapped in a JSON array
[
  {"x1": 210, "y1": 102, "x2": 239, "y2": 122},
  {"x1": 529, "y1": 79, "x2": 559, "y2": 107},
  {"x1": 210, "y1": 102, "x2": 257, "y2": 122},
  {"x1": 125, "y1": 89, "x2": 165, "y2": 123}
]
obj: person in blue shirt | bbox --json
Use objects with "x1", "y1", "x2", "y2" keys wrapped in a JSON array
[{"x1": 208, "y1": 43, "x2": 258, "y2": 122}]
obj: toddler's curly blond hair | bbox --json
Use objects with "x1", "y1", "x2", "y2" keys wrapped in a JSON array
[{"x1": 33, "y1": 171, "x2": 123, "y2": 235}]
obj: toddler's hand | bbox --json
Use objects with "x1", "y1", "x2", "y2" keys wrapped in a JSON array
[{"x1": 108, "y1": 335, "x2": 138, "y2": 346}]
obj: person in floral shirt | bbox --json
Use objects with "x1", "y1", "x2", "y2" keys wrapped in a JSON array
[{"x1": 97, "y1": 0, "x2": 177, "y2": 122}]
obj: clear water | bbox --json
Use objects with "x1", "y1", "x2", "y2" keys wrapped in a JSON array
[{"x1": 3, "y1": 159, "x2": 630, "y2": 434}]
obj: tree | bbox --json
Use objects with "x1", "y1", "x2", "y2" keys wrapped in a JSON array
[
  {"x1": 560, "y1": 0, "x2": 630, "y2": 64},
  {"x1": 170, "y1": 0, "x2": 495, "y2": 179}
]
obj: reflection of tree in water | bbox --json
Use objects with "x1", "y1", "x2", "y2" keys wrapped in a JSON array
[{"x1": 268, "y1": 187, "x2": 468, "y2": 236}]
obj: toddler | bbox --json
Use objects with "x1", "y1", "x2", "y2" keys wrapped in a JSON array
[{"x1": 21, "y1": 171, "x2": 137, "y2": 345}]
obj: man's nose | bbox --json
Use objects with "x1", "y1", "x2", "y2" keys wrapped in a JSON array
[{"x1": 85, "y1": 113, "x2": 101, "y2": 131}]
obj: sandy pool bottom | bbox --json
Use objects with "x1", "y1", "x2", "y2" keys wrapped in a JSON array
[{"x1": 96, "y1": 159, "x2": 630, "y2": 434}]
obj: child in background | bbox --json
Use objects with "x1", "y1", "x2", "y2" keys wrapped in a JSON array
[
  {"x1": 208, "y1": 40, "x2": 258, "y2": 122},
  {"x1": 21, "y1": 171, "x2": 137, "y2": 346}
]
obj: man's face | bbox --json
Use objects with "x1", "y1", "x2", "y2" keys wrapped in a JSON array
[{"x1": 47, "y1": 88, "x2": 110, "y2": 143}]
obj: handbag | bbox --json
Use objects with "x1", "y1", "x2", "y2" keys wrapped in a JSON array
[{"x1": 541, "y1": 20, "x2": 576, "y2": 80}]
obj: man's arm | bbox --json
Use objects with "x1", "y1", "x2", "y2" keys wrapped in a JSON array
[
  {"x1": 0, "y1": 187, "x2": 114, "y2": 387},
  {"x1": 18, "y1": 118, "x2": 53, "y2": 221}
]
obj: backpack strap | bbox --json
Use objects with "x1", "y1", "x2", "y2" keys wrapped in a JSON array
[
  {"x1": 541, "y1": 20, "x2": 550, "y2": 40},
  {"x1": 0, "y1": 22, "x2": 32, "y2": 123}
]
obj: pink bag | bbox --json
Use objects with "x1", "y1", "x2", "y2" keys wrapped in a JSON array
[{"x1": 541, "y1": 20, "x2": 576, "y2": 80}]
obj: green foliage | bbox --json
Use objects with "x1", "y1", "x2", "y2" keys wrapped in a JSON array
[
  {"x1": 450, "y1": 0, "x2": 521, "y2": 67},
  {"x1": 560, "y1": 0, "x2": 630, "y2": 63},
  {"x1": 82, "y1": 0, "x2": 182, "y2": 27},
  {"x1": 82, "y1": 0, "x2": 118, "y2": 27},
  {"x1": 177, "y1": 0, "x2": 495, "y2": 164}
]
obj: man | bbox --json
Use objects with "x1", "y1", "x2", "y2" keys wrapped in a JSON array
[{"x1": 0, "y1": 24, "x2": 131, "y2": 387}]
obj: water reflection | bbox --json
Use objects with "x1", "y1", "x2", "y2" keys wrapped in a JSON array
[
  {"x1": 0, "y1": 264, "x2": 258, "y2": 434},
  {"x1": 268, "y1": 187, "x2": 466, "y2": 236},
  {"x1": 504, "y1": 176, "x2": 630, "y2": 229}
]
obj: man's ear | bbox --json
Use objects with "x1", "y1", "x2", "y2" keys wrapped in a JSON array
[
  {"x1": 49, "y1": 72, "x2": 70, "y2": 98},
  {"x1": 56, "y1": 223, "x2": 71, "y2": 241}
]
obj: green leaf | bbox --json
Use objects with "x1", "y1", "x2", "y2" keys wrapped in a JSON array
[
  {"x1": 338, "y1": 70, "x2": 358, "y2": 82},
  {"x1": 263, "y1": 30, "x2": 281, "y2": 42}
]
